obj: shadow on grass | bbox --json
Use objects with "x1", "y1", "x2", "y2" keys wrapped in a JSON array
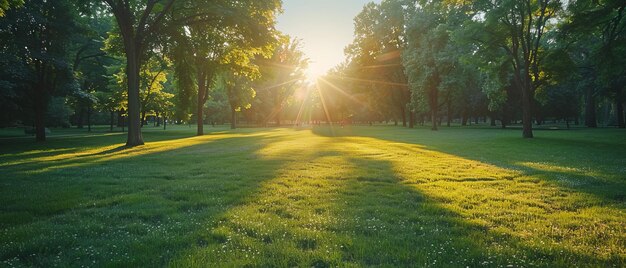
[
  {"x1": 0, "y1": 131, "x2": 287, "y2": 266},
  {"x1": 311, "y1": 126, "x2": 626, "y2": 203},
  {"x1": 168, "y1": 133, "x2": 621, "y2": 266},
  {"x1": 1, "y1": 127, "x2": 623, "y2": 266}
]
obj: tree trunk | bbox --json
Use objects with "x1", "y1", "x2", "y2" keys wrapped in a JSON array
[
  {"x1": 584, "y1": 86, "x2": 597, "y2": 127},
  {"x1": 163, "y1": 116, "x2": 167, "y2": 130},
  {"x1": 461, "y1": 110, "x2": 468, "y2": 126},
  {"x1": 431, "y1": 109, "x2": 438, "y2": 131},
  {"x1": 430, "y1": 92, "x2": 439, "y2": 130},
  {"x1": 34, "y1": 97, "x2": 46, "y2": 142},
  {"x1": 141, "y1": 111, "x2": 147, "y2": 127},
  {"x1": 117, "y1": 109, "x2": 124, "y2": 127},
  {"x1": 409, "y1": 111, "x2": 414, "y2": 128},
  {"x1": 276, "y1": 112, "x2": 281, "y2": 127},
  {"x1": 196, "y1": 69, "x2": 206, "y2": 136},
  {"x1": 490, "y1": 116, "x2": 496, "y2": 127},
  {"x1": 446, "y1": 101, "x2": 451, "y2": 127},
  {"x1": 521, "y1": 85, "x2": 534, "y2": 138},
  {"x1": 231, "y1": 108, "x2": 237, "y2": 129},
  {"x1": 400, "y1": 105, "x2": 406, "y2": 127},
  {"x1": 87, "y1": 106, "x2": 92, "y2": 132},
  {"x1": 124, "y1": 43, "x2": 144, "y2": 146}
]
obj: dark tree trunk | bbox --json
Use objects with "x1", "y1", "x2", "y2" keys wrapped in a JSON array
[
  {"x1": 276, "y1": 112, "x2": 281, "y2": 127},
  {"x1": 141, "y1": 111, "x2": 147, "y2": 127},
  {"x1": 461, "y1": 110, "x2": 468, "y2": 126},
  {"x1": 196, "y1": 69, "x2": 206, "y2": 136},
  {"x1": 124, "y1": 42, "x2": 144, "y2": 146},
  {"x1": 33, "y1": 83, "x2": 47, "y2": 142},
  {"x1": 430, "y1": 92, "x2": 438, "y2": 131},
  {"x1": 117, "y1": 109, "x2": 124, "y2": 127},
  {"x1": 156, "y1": 112, "x2": 161, "y2": 127},
  {"x1": 474, "y1": 116, "x2": 479, "y2": 125},
  {"x1": 400, "y1": 105, "x2": 406, "y2": 127},
  {"x1": 446, "y1": 102, "x2": 451, "y2": 127},
  {"x1": 163, "y1": 116, "x2": 167, "y2": 130},
  {"x1": 521, "y1": 86, "x2": 534, "y2": 138},
  {"x1": 87, "y1": 106, "x2": 92, "y2": 132},
  {"x1": 409, "y1": 111, "x2": 414, "y2": 128},
  {"x1": 584, "y1": 87, "x2": 597, "y2": 127},
  {"x1": 490, "y1": 117, "x2": 496, "y2": 127}
]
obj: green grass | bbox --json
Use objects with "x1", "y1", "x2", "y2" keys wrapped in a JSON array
[{"x1": 0, "y1": 125, "x2": 624, "y2": 267}]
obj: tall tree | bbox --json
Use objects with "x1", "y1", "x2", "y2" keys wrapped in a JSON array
[
  {"x1": 102, "y1": 0, "x2": 175, "y2": 146},
  {"x1": 254, "y1": 36, "x2": 308, "y2": 126},
  {"x1": 168, "y1": 0, "x2": 280, "y2": 135},
  {"x1": 0, "y1": 0, "x2": 79, "y2": 141},
  {"x1": 473, "y1": 0, "x2": 562, "y2": 137},
  {"x1": 565, "y1": 0, "x2": 626, "y2": 128}
]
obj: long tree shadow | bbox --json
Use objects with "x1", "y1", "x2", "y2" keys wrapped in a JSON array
[
  {"x1": 311, "y1": 126, "x2": 626, "y2": 203},
  {"x1": 168, "y1": 132, "x2": 622, "y2": 266},
  {"x1": 0, "y1": 130, "x2": 291, "y2": 266},
  {"x1": 1, "y1": 128, "x2": 623, "y2": 266},
  {"x1": 337, "y1": 156, "x2": 617, "y2": 266}
]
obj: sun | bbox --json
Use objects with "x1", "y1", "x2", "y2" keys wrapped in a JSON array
[{"x1": 305, "y1": 61, "x2": 327, "y2": 83}]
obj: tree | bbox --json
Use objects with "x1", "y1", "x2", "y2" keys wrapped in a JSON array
[
  {"x1": 254, "y1": 36, "x2": 308, "y2": 126},
  {"x1": 167, "y1": 0, "x2": 281, "y2": 135},
  {"x1": 0, "y1": 0, "x2": 79, "y2": 141},
  {"x1": 473, "y1": 0, "x2": 562, "y2": 137},
  {"x1": 102, "y1": 0, "x2": 175, "y2": 146},
  {"x1": 564, "y1": 0, "x2": 626, "y2": 128},
  {"x1": 138, "y1": 54, "x2": 170, "y2": 126},
  {"x1": 403, "y1": 2, "x2": 453, "y2": 131},
  {"x1": 221, "y1": 72, "x2": 255, "y2": 129}
]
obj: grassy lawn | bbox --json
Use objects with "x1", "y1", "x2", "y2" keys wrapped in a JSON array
[{"x1": 0, "y1": 125, "x2": 624, "y2": 267}]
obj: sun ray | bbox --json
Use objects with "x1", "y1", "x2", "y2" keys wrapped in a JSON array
[
  {"x1": 317, "y1": 76, "x2": 367, "y2": 107},
  {"x1": 294, "y1": 85, "x2": 313, "y2": 126},
  {"x1": 315, "y1": 80, "x2": 335, "y2": 136},
  {"x1": 325, "y1": 74, "x2": 409, "y2": 88},
  {"x1": 255, "y1": 78, "x2": 304, "y2": 92}
]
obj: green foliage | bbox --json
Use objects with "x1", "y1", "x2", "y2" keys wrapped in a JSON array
[
  {"x1": 252, "y1": 35, "x2": 308, "y2": 125},
  {"x1": 45, "y1": 97, "x2": 73, "y2": 128},
  {"x1": 0, "y1": 0, "x2": 22, "y2": 17},
  {"x1": 0, "y1": 0, "x2": 80, "y2": 132}
]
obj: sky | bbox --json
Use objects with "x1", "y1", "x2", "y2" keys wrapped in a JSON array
[{"x1": 276, "y1": 0, "x2": 381, "y2": 80}]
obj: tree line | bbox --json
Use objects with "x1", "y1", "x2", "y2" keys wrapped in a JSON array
[
  {"x1": 0, "y1": 0, "x2": 624, "y2": 145},
  {"x1": 318, "y1": 0, "x2": 625, "y2": 138},
  {"x1": 0, "y1": 0, "x2": 308, "y2": 145}
]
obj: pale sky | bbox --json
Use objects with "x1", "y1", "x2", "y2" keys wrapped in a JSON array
[{"x1": 276, "y1": 0, "x2": 380, "y2": 80}]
